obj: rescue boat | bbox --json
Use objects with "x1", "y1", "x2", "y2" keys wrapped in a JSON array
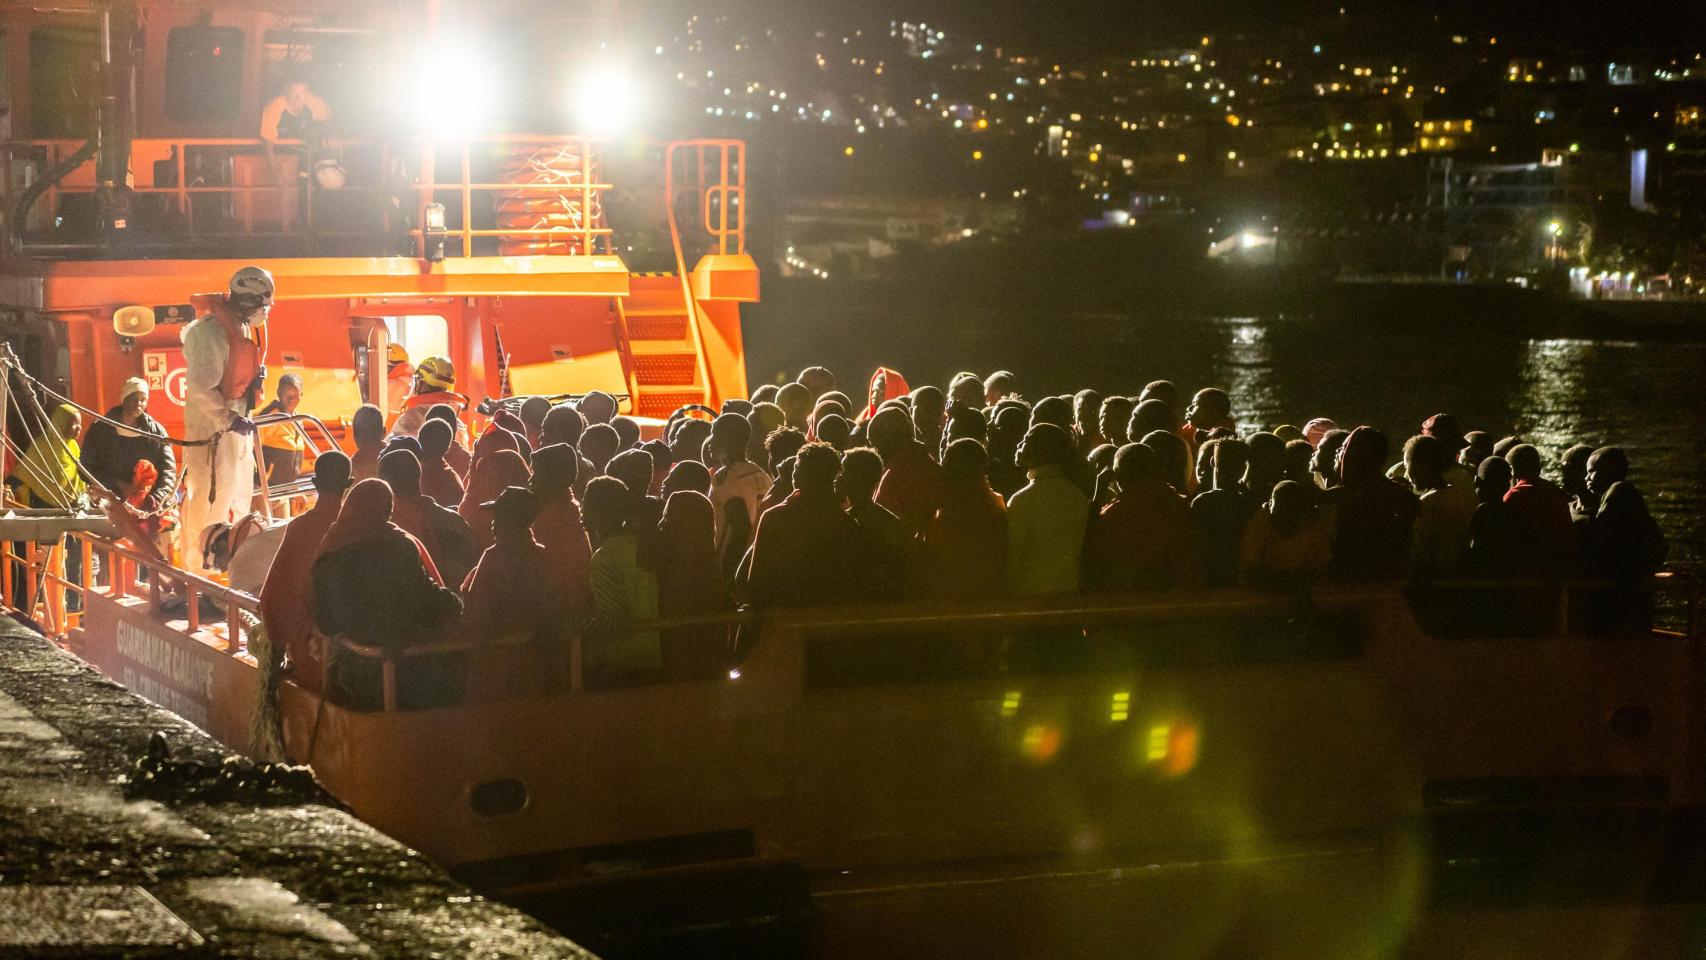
[{"x1": 3, "y1": 2, "x2": 1705, "y2": 956}]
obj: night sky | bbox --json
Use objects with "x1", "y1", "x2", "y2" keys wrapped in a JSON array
[{"x1": 645, "y1": 0, "x2": 1706, "y2": 57}]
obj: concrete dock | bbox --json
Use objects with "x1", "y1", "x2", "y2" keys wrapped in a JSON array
[{"x1": 0, "y1": 615, "x2": 593, "y2": 959}]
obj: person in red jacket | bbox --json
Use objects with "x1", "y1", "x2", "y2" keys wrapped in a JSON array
[
  {"x1": 1502, "y1": 443, "x2": 1577, "y2": 576},
  {"x1": 869, "y1": 407, "x2": 942, "y2": 537}
]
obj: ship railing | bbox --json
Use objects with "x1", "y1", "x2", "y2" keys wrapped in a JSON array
[
  {"x1": 660, "y1": 139, "x2": 748, "y2": 403},
  {"x1": 249, "y1": 411, "x2": 343, "y2": 521},
  {"x1": 317, "y1": 572, "x2": 1701, "y2": 713},
  {"x1": 1, "y1": 134, "x2": 746, "y2": 261},
  {"x1": 0, "y1": 529, "x2": 259, "y2": 654},
  {"x1": 0, "y1": 137, "x2": 389, "y2": 246}
]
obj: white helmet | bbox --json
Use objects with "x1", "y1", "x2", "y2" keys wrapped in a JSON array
[{"x1": 228, "y1": 266, "x2": 275, "y2": 305}]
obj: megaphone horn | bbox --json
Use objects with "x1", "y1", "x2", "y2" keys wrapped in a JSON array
[{"x1": 113, "y1": 305, "x2": 157, "y2": 338}]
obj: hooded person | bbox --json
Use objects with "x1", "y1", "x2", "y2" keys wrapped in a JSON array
[
  {"x1": 311, "y1": 478, "x2": 462, "y2": 708},
  {"x1": 458, "y1": 448, "x2": 530, "y2": 552},
  {"x1": 458, "y1": 486, "x2": 570, "y2": 698},
  {"x1": 10, "y1": 403, "x2": 87, "y2": 508},
  {"x1": 652, "y1": 490, "x2": 730, "y2": 680},
  {"x1": 916, "y1": 439, "x2": 1009, "y2": 602},
  {"x1": 380, "y1": 448, "x2": 477, "y2": 589},
  {"x1": 180, "y1": 267, "x2": 271, "y2": 571},
  {"x1": 530, "y1": 443, "x2": 594, "y2": 616},
  {"x1": 417, "y1": 418, "x2": 466, "y2": 507},
  {"x1": 258, "y1": 451, "x2": 352, "y2": 692},
  {"x1": 858, "y1": 366, "x2": 912, "y2": 425},
  {"x1": 79, "y1": 377, "x2": 176, "y2": 517}
]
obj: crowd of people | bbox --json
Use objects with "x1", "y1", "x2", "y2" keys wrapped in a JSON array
[
  {"x1": 236, "y1": 364, "x2": 1669, "y2": 705},
  {"x1": 2, "y1": 359, "x2": 1673, "y2": 704}
]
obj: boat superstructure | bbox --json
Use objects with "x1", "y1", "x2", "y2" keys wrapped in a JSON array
[{"x1": 0, "y1": 0, "x2": 756, "y2": 454}]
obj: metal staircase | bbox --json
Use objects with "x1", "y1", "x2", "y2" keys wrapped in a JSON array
[{"x1": 617, "y1": 273, "x2": 712, "y2": 419}]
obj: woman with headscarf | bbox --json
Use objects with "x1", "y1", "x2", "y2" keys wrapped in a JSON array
[
  {"x1": 311, "y1": 479, "x2": 462, "y2": 708},
  {"x1": 915, "y1": 439, "x2": 1007, "y2": 602},
  {"x1": 459, "y1": 448, "x2": 530, "y2": 552},
  {"x1": 857, "y1": 366, "x2": 911, "y2": 425},
  {"x1": 651, "y1": 490, "x2": 729, "y2": 679}
]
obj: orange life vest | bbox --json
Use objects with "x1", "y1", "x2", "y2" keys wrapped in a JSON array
[{"x1": 211, "y1": 299, "x2": 265, "y2": 409}]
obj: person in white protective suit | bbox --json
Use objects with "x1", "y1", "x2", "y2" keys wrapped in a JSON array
[{"x1": 180, "y1": 266, "x2": 272, "y2": 572}]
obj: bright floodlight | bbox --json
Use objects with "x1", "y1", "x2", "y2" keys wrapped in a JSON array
[
  {"x1": 405, "y1": 40, "x2": 496, "y2": 137},
  {"x1": 1240, "y1": 231, "x2": 1261, "y2": 249},
  {"x1": 1548, "y1": 220, "x2": 1563, "y2": 236},
  {"x1": 574, "y1": 64, "x2": 637, "y2": 135}
]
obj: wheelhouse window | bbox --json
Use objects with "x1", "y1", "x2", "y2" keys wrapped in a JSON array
[
  {"x1": 29, "y1": 25, "x2": 98, "y2": 138},
  {"x1": 165, "y1": 26, "x2": 246, "y2": 122}
]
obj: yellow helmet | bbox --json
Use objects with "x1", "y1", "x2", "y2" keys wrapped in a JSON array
[
  {"x1": 387, "y1": 342, "x2": 409, "y2": 365},
  {"x1": 416, "y1": 355, "x2": 455, "y2": 390}
]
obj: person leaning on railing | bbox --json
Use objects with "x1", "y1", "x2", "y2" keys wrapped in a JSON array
[{"x1": 255, "y1": 374, "x2": 305, "y2": 486}]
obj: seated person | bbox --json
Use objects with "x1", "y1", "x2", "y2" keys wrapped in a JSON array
[
  {"x1": 312, "y1": 479, "x2": 462, "y2": 709},
  {"x1": 576, "y1": 477, "x2": 661, "y2": 687}
]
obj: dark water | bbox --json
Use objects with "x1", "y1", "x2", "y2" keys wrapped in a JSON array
[{"x1": 745, "y1": 278, "x2": 1706, "y2": 582}]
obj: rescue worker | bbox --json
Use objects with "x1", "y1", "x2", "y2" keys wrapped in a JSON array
[
  {"x1": 388, "y1": 356, "x2": 467, "y2": 440},
  {"x1": 181, "y1": 266, "x2": 270, "y2": 572},
  {"x1": 259, "y1": 75, "x2": 330, "y2": 207},
  {"x1": 384, "y1": 343, "x2": 414, "y2": 415}
]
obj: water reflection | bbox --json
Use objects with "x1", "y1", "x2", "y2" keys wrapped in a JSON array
[{"x1": 746, "y1": 299, "x2": 1706, "y2": 579}]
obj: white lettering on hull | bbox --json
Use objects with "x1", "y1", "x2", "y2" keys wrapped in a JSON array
[{"x1": 113, "y1": 620, "x2": 216, "y2": 731}]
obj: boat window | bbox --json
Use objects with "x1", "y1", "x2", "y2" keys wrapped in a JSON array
[
  {"x1": 384, "y1": 316, "x2": 450, "y2": 368},
  {"x1": 29, "y1": 25, "x2": 98, "y2": 138},
  {"x1": 165, "y1": 26, "x2": 246, "y2": 122},
  {"x1": 803, "y1": 610, "x2": 1368, "y2": 691}
]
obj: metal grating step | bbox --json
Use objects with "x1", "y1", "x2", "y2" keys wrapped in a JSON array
[
  {"x1": 633, "y1": 353, "x2": 699, "y2": 386},
  {"x1": 637, "y1": 392, "x2": 708, "y2": 419},
  {"x1": 626, "y1": 314, "x2": 688, "y2": 340}
]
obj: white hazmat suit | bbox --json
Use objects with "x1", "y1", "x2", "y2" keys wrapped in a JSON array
[{"x1": 180, "y1": 313, "x2": 256, "y2": 572}]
